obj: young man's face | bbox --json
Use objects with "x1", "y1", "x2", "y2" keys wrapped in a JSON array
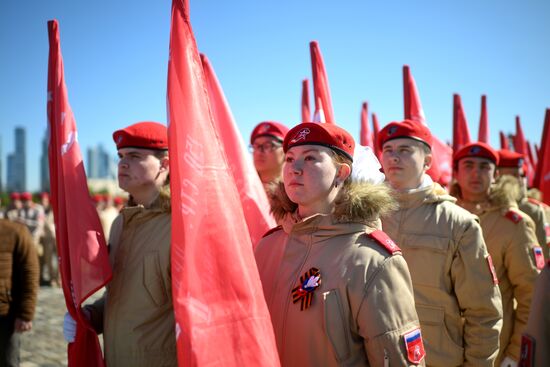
[
  {"x1": 455, "y1": 157, "x2": 496, "y2": 198},
  {"x1": 252, "y1": 136, "x2": 285, "y2": 179},
  {"x1": 117, "y1": 148, "x2": 167, "y2": 194},
  {"x1": 381, "y1": 138, "x2": 431, "y2": 190}
]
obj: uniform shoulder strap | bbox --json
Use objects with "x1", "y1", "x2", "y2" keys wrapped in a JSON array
[
  {"x1": 527, "y1": 197, "x2": 542, "y2": 206},
  {"x1": 368, "y1": 230, "x2": 401, "y2": 255},
  {"x1": 262, "y1": 225, "x2": 283, "y2": 239},
  {"x1": 504, "y1": 210, "x2": 523, "y2": 224}
]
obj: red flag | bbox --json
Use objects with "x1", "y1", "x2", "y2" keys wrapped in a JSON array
[
  {"x1": 535, "y1": 144, "x2": 541, "y2": 162},
  {"x1": 166, "y1": 1, "x2": 280, "y2": 365},
  {"x1": 527, "y1": 141, "x2": 537, "y2": 169},
  {"x1": 310, "y1": 41, "x2": 335, "y2": 123},
  {"x1": 452, "y1": 93, "x2": 471, "y2": 152},
  {"x1": 514, "y1": 115, "x2": 535, "y2": 186},
  {"x1": 301, "y1": 78, "x2": 311, "y2": 122},
  {"x1": 534, "y1": 109, "x2": 550, "y2": 203},
  {"x1": 478, "y1": 95, "x2": 489, "y2": 143},
  {"x1": 47, "y1": 20, "x2": 111, "y2": 367},
  {"x1": 200, "y1": 53, "x2": 276, "y2": 247},
  {"x1": 360, "y1": 102, "x2": 373, "y2": 148},
  {"x1": 372, "y1": 112, "x2": 381, "y2": 158},
  {"x1": 500, "y1": 131, "x2": 509, "y2": 149},
  {"x1": 402, "y1": 65, "x2": 452, "y2": 185}
]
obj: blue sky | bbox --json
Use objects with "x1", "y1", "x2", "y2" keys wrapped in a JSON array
[{"x1": 1, "y1": 0, "x2": 549, "y2": 191}]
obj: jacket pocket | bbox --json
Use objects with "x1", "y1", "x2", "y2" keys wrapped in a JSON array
[
  {"x1": 416, "y1": 304, "x2": 464, "y2": 366},
  {"x1": 401, "y1": 234, "x2": 451, "y2": 288},
  {"x1": 323, "y1": 289, "x2": 350, "y2": 362},
  {"x1": 143, "y1": 251, "x2": 168, "y2": 307}
]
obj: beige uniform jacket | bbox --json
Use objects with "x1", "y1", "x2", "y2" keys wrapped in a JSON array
[
  {"x1": 519, "y1": 197, "x2": 550, "y2": 261},
  {"x1": 87, "y1": 194, "x2": 176, "y2": 367},
  {"x1": 382, "y1": 182, "x2": 503, "y2": 367},
  {"x1": 521, "y1": 260, "x2": 550, "y2": 367},
  {"x1": 257, "y1": 182, "x2": 424, "y2": 367},
  {"x1": 457, "y1": 200, "x2": 540, "y2": 364}
]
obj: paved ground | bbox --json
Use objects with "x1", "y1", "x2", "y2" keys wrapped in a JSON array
[{"x1": 20, "y1": 286, "x2": 102, "y2": 367}]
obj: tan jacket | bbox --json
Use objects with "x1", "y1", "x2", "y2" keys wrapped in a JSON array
[
  {"x1": 256, "y1": 182, "x2": 424, "y2": 367},
  {"x1": 455, "y1": 178, "x2": 540, "y2": 364},
  {"x1": 87, "y1": 192, "x2": 176, "y2": 367},
  {"x1": 382, "y1": 180, "x2": 503, "y2": 367},
  {"x1": 521, "y1": 260, "x2": 550, "y2": 367},
  {"x1": 519, "y1": 197, "x2": 550, "y2": 261}
]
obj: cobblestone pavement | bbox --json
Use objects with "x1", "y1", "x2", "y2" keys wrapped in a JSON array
[{"x1": 20, "y1": 286, "x2": 102, "y2": 367}]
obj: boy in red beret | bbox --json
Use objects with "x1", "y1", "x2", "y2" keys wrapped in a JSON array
[
  {"x1": 250, "y1": 121, "x2": 289, "y2": 190},
  {"x1": 378, "y1": 121, "x2": 503, "y2": 367},
  {"x1": 452, "y1": 142, "x2": 541, "y2": 367},
  {"x1": 63, "y1": 121, "x2": 176, "y2": 367},
  {"x1": 497, "y1": 149, "x2": 549, "y2": 259}
]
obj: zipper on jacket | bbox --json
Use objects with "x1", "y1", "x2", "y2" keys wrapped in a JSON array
[{"x1": 384, "y1": 348, "x2": 389, "y2": 367}]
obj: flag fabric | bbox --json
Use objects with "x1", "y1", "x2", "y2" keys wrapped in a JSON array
[
  {"x1": 534, "y1": 109, "x2": 550, "y2": 204},
  {"x1": 301, "y1": 78, "x2": 311, "y2": 122},
  {"x1": 478, "y1": 95, "x2": 489, "y2": 143},
  {"x1": 47, "y1": 19, "x2": 111, "y2": 367},
  {"x1": 500, "y1": 131, "x2": 509, "y2": 149},
  {"x1": 310, "y1": 41, "x2": 335, "y2": 124},
  {"x1": 403, "y1": 65, "x2": 452, "y2": 185},
  {"x1": 452, "y1": 93, "x2": 471, "y2": 152},
  {"x1": 527, "y1": 141, "x2": 537, "y2": 170},
  {"x1": 514, "y1": 116, "x2": 535, "y2": 186},
  {"x1": 200, "y1": 53, "x2": 276, "y2": 247},
  {"x1": 166, "y1": 1, "x2": 280, "y2": 365},
  {"x1": 360, "y1": 102, "x2": 374, "y2": 148},
  {"x1": 372, "y1": 112, "x2": 381, "y2": 158}
]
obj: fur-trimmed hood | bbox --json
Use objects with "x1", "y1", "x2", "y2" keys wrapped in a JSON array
[
  {"x1": 450, "y1": 174, "x2": 520, "y2": 209},
  {"x1": 127, "y1": 184, "x2": 171, "y2": 213},
  {"x1": 268, "y1": 180, "x2": 396, "y2": 226}
]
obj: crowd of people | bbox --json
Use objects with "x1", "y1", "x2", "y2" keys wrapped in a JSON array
[{"x1": 1, "y1": 118, "x2": 549, "y2": 367}]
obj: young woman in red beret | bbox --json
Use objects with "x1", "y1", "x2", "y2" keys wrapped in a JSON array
[{"x1": 255, "y1": 122, "x2": 425, "y2": 366}]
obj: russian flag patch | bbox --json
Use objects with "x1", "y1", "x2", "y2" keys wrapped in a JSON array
[
  {"x1": 403, "y1": 328, "x2": 425, "y2": 364},
  {"x1": 533, "y1": 247, "x2": 545, "y2": 270}
]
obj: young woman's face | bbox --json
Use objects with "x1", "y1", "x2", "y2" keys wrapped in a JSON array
[{"x1": 283, "y1": 145, "x2": 340, "y2": 214}]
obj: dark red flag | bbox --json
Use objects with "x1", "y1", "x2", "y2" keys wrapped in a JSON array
[
  {"x1": 403, "y1": 65, "x2": 452, "y2": 185},
  {"x1": 478, "y1": 95, "x2": 489, "y2": 143},
  {"x1": 360, "y1": 102, "x2": 373, "y2": 148},
  {"x1": 534, "y1": 109, "x2": 550, "y2": 204},
  {"x1": 166, "y1": 1, "x2": 280, "y2": 365},
  {"x1": 310, "y1": 41, "x2": 335, "y2": 123},
  {"x1": 200, "y1": 53, "x2": 276, "y2": 247},
  {"x1": 47, "y1": 19, "x2": 111, "y2": 367},
  {"x1": 452, "y1": 93, "x2": 471, "y2": 152},
  {"x1": 500, "y1": 131, "x2": 509, "y2": 149},
  {"x1": 372, "y1": 112, "x2": 381, "y2": 158},
  {"x1": 527, "y1": 141, "x2": 537, "y2": 170},
  {"x1": 514, "y1": 115, "x2": 535, "y2": 186},
  {"x1": 301, "y1": 78, "x2": 311, "y2": 122}
]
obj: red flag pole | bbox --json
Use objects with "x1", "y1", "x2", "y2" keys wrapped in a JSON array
[
  {"x1": 452, "y1": 93, "x2": 471, "y2": 152},
  {"x1": 301, "y1": 78, "x2": 311, "y2": 122},
  {"x1": 360, "y1": 101, "x2": 373, "y2": 148},
  {"x1": 478, "y1": 95, "x2": 489, "y2": 143},
  {"x1": 514, "y1": 115, "x2": 535, "y2": 186},
  {"x1": 200, "y1": 53, "x2": 276, "y2": 247},
  {"x1": 47, "y1": 20, "x2": 111, "y2": 367},
  {"x1": 166, "y1": 1, "x2": 280, "y2": 365},
  {"x1": 499, "y1": 131, "x2": 509, "y2": 149},
  {"x1": 310, "y1": 41, "x2": 335, "y2": 124},
  {"x1": 533, "y1": 109, "x2": 550, "y2": 200}
]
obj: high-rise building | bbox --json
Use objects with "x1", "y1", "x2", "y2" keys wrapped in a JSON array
[
  {"x1": 87, "y1": 144, "x2": 116, "y2": 179},
  {"x1": 6, "y1": 127, "x2": 26, "y2": 192},
  {"x1": 40, "y1": 133, "x2": 50, "y2": 192}
]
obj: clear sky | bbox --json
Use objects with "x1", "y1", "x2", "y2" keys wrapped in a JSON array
[{"x1": 1, "y1": 0, "x2": 549, "y2": 191}]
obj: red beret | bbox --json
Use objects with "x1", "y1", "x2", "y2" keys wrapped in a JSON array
[
  {"x1": 10, "y1": 192, "x2": 21, "y2": 200},
  {"x1": 378, "y1": 120, "x2": 433, "y2": 151},
  {"x1": 453, "y1": 142, "x2": 499, "y2": 165},
  {"x1": 21, "y1": 192, "x2": 32, "y2": 201},
  {"x1": 40, "y1": 192, "x2": 50, "y2": 199},
  {"x1": 283, "y1": 122, "x2": 355, "y2": 161},
  {"x1": 498, "y1": 149, "x2": 524, "y2": 168},
  {"x1": 113, "y1": 121, "x2": 168, "y2": 150},
  {"x1": 113, "y1": 197, "x2": 124, "y2": 205},
  {"x1": 250, "y1": 121, "x2": 289, "y2": 144},
  {"x1": 92, "y1": 194, "x2": 104, "y2": 203}
]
